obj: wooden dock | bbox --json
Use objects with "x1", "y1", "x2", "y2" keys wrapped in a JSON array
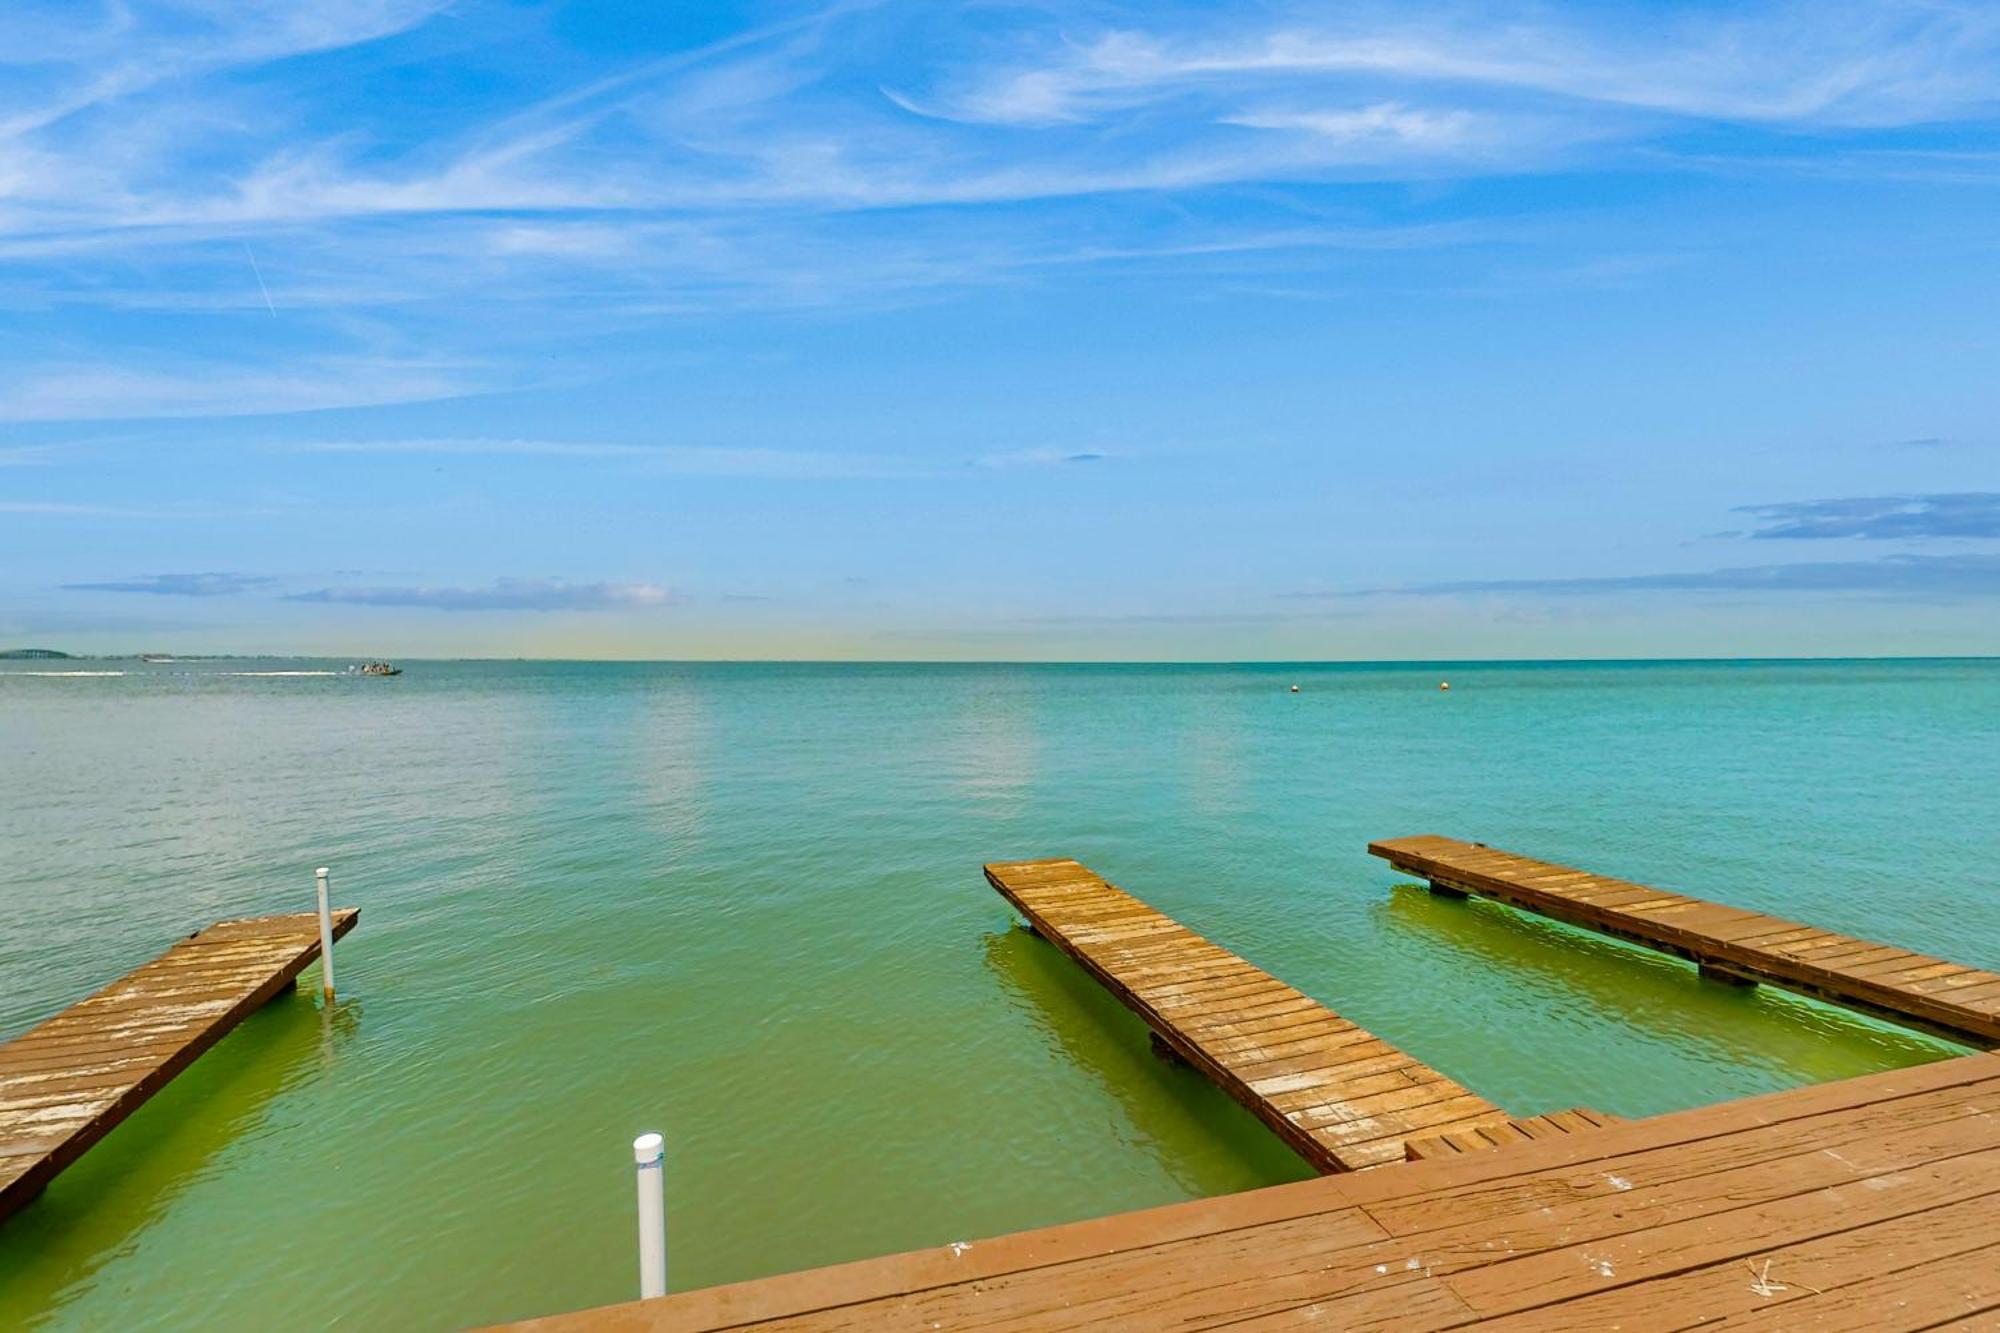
[
  {"x1": 1402, "y1": 1106, "x2": 1622, "y2": 1163},
  {"x1": 1370, "y1": 835, "x2": 2000, "y2": 1048},
  {"x1": 985, "y1": 859, "x2": 1599, "y2": 1172},
  {"x1": 0, "y1": 909, "x2": 357, "y2": 1222},
  {"x1": 503, "y1": 1049, "x2": 2000, "y2": 1330}
]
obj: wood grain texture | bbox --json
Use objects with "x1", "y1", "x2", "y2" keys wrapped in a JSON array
[
  {"x1": 496, "y1": 1050, "x2": 2000, "y2": 1330},
  {"x1": 0, "y1": 908, "x2": 358, "y2": 1222},
  {"x1": 984, "y1": 858, "x2": 1548, "y2": 1174},
  {"x1": 1369, "y1": 835, "x2": 2000, "y2": 1048},
  {"x1": 1402, "y1": 1108, "x2": 1622, "y2": 1162}
]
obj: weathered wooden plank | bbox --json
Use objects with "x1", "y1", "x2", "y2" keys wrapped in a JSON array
[
  {"x1": 491, "y1": 1053, "x2": 2000, "y2": 1331},
  {"x1": 1021, "y1": 1090, "x2": 2000, "y2": 1331},
  {"x1": 985, "y1": 858, "x2": 1529, "y2": 1173},
  {"x1": 1404, "y1": 1109, "x2": 1624, "y2": 1162},
  {"x1": 1443, "y1": 1142, "x2": 2000, "y2": 1319},
  {"x1": 1369, "y1": 835, "x2": 2000, "y2": 1047},
  {"x1": 0, "y1": 908, "x2": 357, "y2": 1223},
  {"x1": 1180, "y1": 1120, "x2": 2000, "y2": 1330},
  {"x1": 1460, "y1": 1198, "x2": 2000, "y2": 1331}
]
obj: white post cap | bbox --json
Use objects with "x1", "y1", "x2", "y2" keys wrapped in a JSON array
[
  {"x1": 316, "y1": 867, "x2": 330, "y2": 877},
  {"x1": 633, "y1": 1132, "x2": 665, "y2": 1164}
]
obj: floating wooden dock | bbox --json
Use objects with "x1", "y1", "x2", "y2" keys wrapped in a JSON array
[
  {"x1": 504, "y1": 1049, "x2": 2000, "y2": 1330},
  {"x1": 0, "y1": 909, "x2": 357, "y2": 1222},
  {"x1": 1370, "y1": 835, "x2": 2000, "y2": 1048},
  {"x1": 985, "y1": 858, "x2": 1602, "y2": 1172}
]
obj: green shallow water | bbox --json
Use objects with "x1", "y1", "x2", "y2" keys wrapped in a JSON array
[{"x1": 1, "y1": 658, "x2": 1995, "y2": 1328}]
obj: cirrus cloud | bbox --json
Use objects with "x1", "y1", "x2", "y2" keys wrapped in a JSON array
[
  {"x1": 1301, "y1": 552, "x2": 2000, "y2": 599},
  {"x1": 284, "y1": 578, "x2": 672, "y2": 612},
  {"x1": 63, "y1": 571, "x2": 276, "y2": 597}
]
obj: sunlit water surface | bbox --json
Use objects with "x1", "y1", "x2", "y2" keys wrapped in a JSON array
[{"x1": 1, "y1": 659, "x2": 1995, "y2": 1327}]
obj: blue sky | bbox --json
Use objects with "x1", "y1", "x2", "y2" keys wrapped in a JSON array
[{"x1": 1, "y1": 0, "x2": 1996, "y2": 658}]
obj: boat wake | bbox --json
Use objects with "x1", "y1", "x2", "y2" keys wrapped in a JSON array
[{"x1": 9, "y1": 670, "x2": 127, "y2": 677}]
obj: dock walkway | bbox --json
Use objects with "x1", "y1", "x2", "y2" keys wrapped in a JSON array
[
  {"x1": 987, "y1": 858, "x2": 1553, "y2": 1172},
  {"x1": 1370, "y1": 835, "x2": 2000, "y2": 1048},
  {"x1": 0, "y1": 909, "x2": 357, "y2": 1222},
  {"x1": 505, "y1": 1050, "x2": 2000, "y2": 1330}
]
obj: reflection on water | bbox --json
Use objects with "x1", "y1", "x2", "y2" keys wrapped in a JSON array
[
  {"x1": 942, "y1": 676, "x2": 1041, "y2": 813},
  {"x1": 1178, "y1": 697, "x2": 1252, "y2": 821},
  {"x1": 0, "y1": 994, "x2": 358, "y2": 1320},
  {"x1": 633, "y1": 683, "x2": 709, "y2": 853},
  {"x1": 0, "y1": 657, "x2": 1995, "y2": 1328},
  {"x1": 981, "y1": 927, "x2": 1313, "y2": 1196},
  {"x1": 1378, "y1": 885, "x2": 1964, "y2": 1115}
]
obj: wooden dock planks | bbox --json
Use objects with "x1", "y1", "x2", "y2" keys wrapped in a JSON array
[
  {"x1": 498, "y1": 1049, "x2": 2000, "y2": 1330},
  {"x1": 0, "y1": 909, "x2": 358, "y2": 1223},
  {"x1": 1403, "y1": 1107, "x2": 1622, "y2": 1162},
  {"x1": 984, "y1": 858, "x2": 1529, "y2": 1173},
  {"x1": 1369, "y1": 835, "x2": 2000, "y2": 1049}
]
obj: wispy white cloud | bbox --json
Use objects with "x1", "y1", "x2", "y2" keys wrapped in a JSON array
[
  {"x1": 0, "y1": 357, "x2": 488, "y2": 422},
  {"x1": 286, "y1": 577, "x2": 672, "y2": 611},
  {"x1": 64, "y1": 571, "x2": 276, "y2": 597},
  {"x1": 969, "y1": 446, "x2": 1113, "y2": 469},
  {"x1": 929, "y1": 4, "x2": 2000, "y2": 130},
  {"x1": 0, "y1": 0, "x2": 1996, "y2": 424},
  {"x1": 0, "y1": 500, "x2": 154, "y2": 517},
  {"x1": 287, "y1": 437, "x2": 924, "y2": 477},
  {"x1": 292, "y1": 438, "x2": 655, "y2": 458},
  {"x1": 0, "y1": 3, "x2": 455, "y2": 256},
  {"x1": 288, "y1": 436, "x2": 1121, "y2": 477},
  {"x1": 1221, "y1": 103, "x2": 1480, "y2": 149},
  {"x1": 1299, "y1": 552, "x2": 2000, "y2": 598},
  {"x1": 0, "y1": 1, "x2": 450, "y2": 139},
  {"x1": 0, "y1": 499, "x2": 248, "y2": 518},
  {"x1": 6, "y1": 0, "x2": 1994, "y2": 250}
]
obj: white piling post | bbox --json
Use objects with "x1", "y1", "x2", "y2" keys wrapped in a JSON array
[
  {"x1": 314, "y1": 866, "x2": 337, "y2": 1002},
  {"x1": 634, "y1": 1132, "x2": 667, "y2": 1299}
]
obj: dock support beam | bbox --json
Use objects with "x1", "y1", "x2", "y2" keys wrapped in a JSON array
[
  {"x1": 1426, "y1": 880, "x2": 1469, "y2": 900},
  {"x1": 1699, "y1": 962, "x2": 1758, "y2": 987}
]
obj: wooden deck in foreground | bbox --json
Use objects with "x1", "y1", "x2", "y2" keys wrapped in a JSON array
[
  {"x1": 1370, "y1": 835, "x2": 2000, "y2": 1049},
  {"x1": 0, "y1": 909, "x2": 357, "y2": 1222},
  {"x1": 986, "y1": 858, "x2": 1557, "y2": 1172},
  {"x1": 506, "y1": 1050, "x2": 2000, "y2": 1330}
]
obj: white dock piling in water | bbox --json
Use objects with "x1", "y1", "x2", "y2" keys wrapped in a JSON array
[
  {"x1": 635, "y1": 1132, "x2": 667, "y2": 1298},
  {"x1": 314, "y1": 866, "x2": 337, "y2": 1001}
]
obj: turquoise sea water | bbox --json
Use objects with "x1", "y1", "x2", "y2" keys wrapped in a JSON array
[{"x1": 1, "y1": 658, "x2": 1996, "y2": 1328}]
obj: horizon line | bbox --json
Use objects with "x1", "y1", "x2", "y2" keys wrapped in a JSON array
[{"x1": 8, "y1": 652, "x2": 1998, "y2": 666}]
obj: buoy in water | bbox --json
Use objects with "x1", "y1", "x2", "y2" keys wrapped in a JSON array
[
  {"x1": 1290, "y1": 684, "x2": 1300, "y2": 693},
  {"x1": 1439, "y1": 681, "x2": 1451, "y2": 691}
]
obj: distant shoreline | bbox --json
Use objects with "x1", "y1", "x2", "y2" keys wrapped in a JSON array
[{"x1": 6, "y1": 652, "x2": 1997, "y2": 666}]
